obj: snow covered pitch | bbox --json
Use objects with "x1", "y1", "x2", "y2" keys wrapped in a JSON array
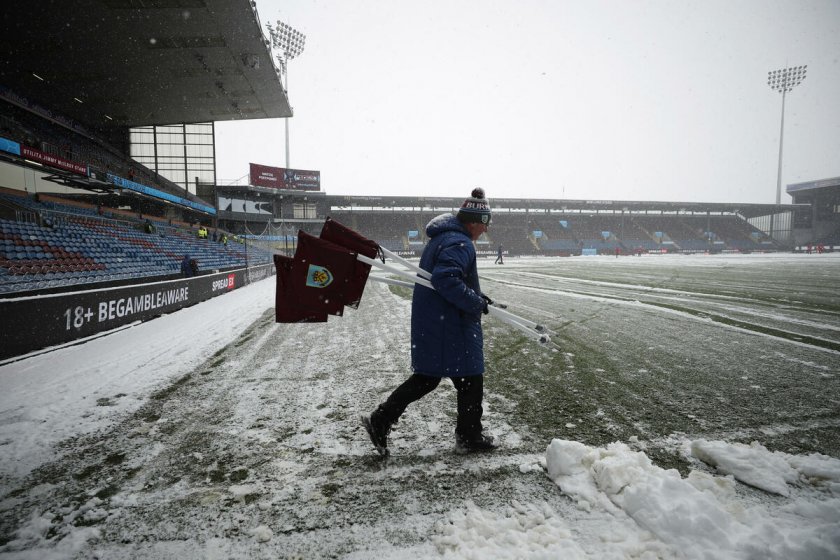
[{"x1": 1, "y1": 252, "x2": 838, "y2": 558}]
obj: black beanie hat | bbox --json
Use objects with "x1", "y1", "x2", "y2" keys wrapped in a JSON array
[{"x1": 457, "y1": 187, "x2": 491, "y2": 224}]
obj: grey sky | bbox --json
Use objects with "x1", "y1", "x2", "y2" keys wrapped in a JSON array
[{"x1": 214, "y1": 0, "x2": 840, "y2": 204}]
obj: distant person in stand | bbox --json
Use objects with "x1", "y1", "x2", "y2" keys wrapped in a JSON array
[
  {"x1": 181, "y1": 254, "x2": 193, "y2": 278},
  {"x1": 362, "y1": 188, "x2": 497, "y2": 457},
  {"x1": 495, "y1": 244, "x2": 504, "y2": 264}
]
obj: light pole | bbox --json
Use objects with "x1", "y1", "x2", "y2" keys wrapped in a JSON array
[
  {"x1": 267, "y1": 20, "x2": 306, "y2": 169},
  {"x1": 767, "y1": 65, "x2": 807, "y2": 205}
]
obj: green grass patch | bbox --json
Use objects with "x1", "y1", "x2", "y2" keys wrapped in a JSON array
[{"x1": 150, "y1": 373, "x2": 192, "y2": 401}]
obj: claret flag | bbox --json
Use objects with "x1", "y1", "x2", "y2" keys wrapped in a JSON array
[
  {"x1": 319, "y1": 217, "x2": 379, "y2": 309},
  {"x1": 275, "y1": 218, "x2": 380, "y2": 323},
  {"x1": 274, "y1": 253, "x2": 328, "y2": 323}
]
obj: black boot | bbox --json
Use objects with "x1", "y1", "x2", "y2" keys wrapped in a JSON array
[
  {"x1": 455, "y1": 432, "x2": 497, "y2": 454},
  {"x1": 362, "y1": 407, "x2": 392, "y2": 457}
]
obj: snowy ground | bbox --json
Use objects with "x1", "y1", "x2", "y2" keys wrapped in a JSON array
[{"x1": 1, "y1": 253, "x2": 839, "y2": 559}]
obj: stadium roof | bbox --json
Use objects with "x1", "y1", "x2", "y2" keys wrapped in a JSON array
[
  {"x1": 1, "y1": 0, "x2": 291, "y2": 129},
  {"x1": 787, "y1": 176, "x2": 840, "y2": 194}
]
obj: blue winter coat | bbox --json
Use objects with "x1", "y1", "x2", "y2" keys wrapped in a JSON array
[{"x1": 411, "y1": 214, "x2": 486, "y2": 377}]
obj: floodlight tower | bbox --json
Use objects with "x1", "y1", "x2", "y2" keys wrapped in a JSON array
[
  {"x1": 767, "y1": 65, "x2": 807, "y2": 205},
  {"x1": 268, "y1": 20, "x2": 306, "y2": 169}
]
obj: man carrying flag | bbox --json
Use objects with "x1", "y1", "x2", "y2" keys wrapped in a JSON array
[{"x1": 363, "y1": 188, "x2": 497, "y2": 456}]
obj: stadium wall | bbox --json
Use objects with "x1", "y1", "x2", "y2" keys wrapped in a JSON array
[{"x1": 0, "y1": 263, "x2": 274, "y2": 362}]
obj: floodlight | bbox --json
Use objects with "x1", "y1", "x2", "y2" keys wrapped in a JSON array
[
  {"x1": 270, "y1": 20, "x2": 306, "y2": 62},
  {"x1": 767, "y1": 65, "x2": 808, "y2": 206},
  {"x1": 266, "y1": 19, "x2": 307, "y2": 168}
]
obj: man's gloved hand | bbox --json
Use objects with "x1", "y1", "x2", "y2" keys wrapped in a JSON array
[{"x1": 481, "y1": 294, "x2": 493, "y2": 314}]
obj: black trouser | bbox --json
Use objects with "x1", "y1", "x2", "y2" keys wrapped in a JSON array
[{"x1": 377, "y1": 373, "x2": 484, "y2": 437}]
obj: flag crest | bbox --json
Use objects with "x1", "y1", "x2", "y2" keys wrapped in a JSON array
[{"x1": 306, "y1": 264, "x2": 334, "y2": 288}]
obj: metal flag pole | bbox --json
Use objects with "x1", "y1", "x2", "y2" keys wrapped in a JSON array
[
  {"x1": 358, "y1": 255, "x2": 550, "y2": 344},
  {"x1": 376, "y1": 246, "x2": 548, "y2": 333},
  {"x1": 379, "y1": 246, "x2": 426, "y2": 276},
  {"x1": 368, "y1": 274, "x2": 549, "y2": 343},
  {"x1": 357, "y1": 254, "x2": 433, "y2": 290}
]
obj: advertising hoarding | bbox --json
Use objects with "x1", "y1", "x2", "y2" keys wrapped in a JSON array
[{"x1": 249, "y1": 163, "x2": 320, "y2": 191}]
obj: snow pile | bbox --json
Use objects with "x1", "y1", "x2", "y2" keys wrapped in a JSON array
[
  {"x1": 433, "y1": 500, "x2": 587, "y2": 559},
  {"x1": 546, "y1": 439, "x2": 840, "y2": 560},
  {"x1": 2, "y1": 509, "x2": 102, "y2": 560},
  {"x1": 249, "y1": 524, "x2": 274, "y2": 543},
  {"x1": 691, "y1": 439, "x2": 840, "y2": 496}
]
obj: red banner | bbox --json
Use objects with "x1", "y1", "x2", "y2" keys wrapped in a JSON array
[
  {"x1": 250, "y1": 162, "x2": 283, "y2": 188},
  {"x1": 21, "y1": 146, "x2": 88, "y2": 176},
  {"x1": 249, "y1": 162, "x2": 320, "y2": 191}
]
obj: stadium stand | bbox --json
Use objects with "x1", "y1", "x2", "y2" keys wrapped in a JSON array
[
  {"x1": 615, "y1": 217, "x2": 661, "y2": 251},
  {"x1": 554, "y1": 215, "x2": 619, "y2": 253},
  {"x1": 327, "y1": 210, "x2": 791, "y2": 258},
  {"x1": 527, "y1": 215, "x2": 577, "y2": 255},
  {"x1": 627, "y1": 215, "x2": 685, "y2": 252},
  {"x1": 483, "y1": 213, "x2": 540, "y2": 256},
  {"x1": 711, "y1": 215, "x2": 778, "y2": 250},
  {"x1": 0, "y1": 189, "x2": 270, "y2": 295},
  {"x1": 0, "y1": 101, "x2": 200, "y2": 204},
  {"x1": 331, "y1": 211, "x2": 408, "y2": 253},
  {"x1": 814, "y1": 229, "x2": 840, "y2": 246}
]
